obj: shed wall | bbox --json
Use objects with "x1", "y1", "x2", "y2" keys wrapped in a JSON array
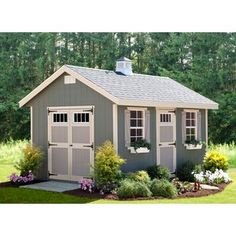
[{"x1": 28, "y1": 73, "x2": 113, "y2": 179}]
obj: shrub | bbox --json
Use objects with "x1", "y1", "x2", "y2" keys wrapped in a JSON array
[
  {"x1": 93, "y1": 141, "x2": 125, "y2": 193},
  {"x1": 203, "y1": 150, "x2": 229, "y2": 172},
  {"x1": 117, "y1": 179, "x2": 152, "y2": 198},
  {"x1": 127, "y1": 170, "x2": 151, "y2": 184},
  {"x1": 15, "y1": 145, "x2": 43, "y2": 176},
  {"x1": 172, "y1": 179, "x2": 194, "y2": 194},
  {"x1": 150, "y1": 179, "x2": 177, "y2": 198},
  {"x1": 146, "y1": 165, "x2": 171, "y2": 180},
  {"x1": 176, "y1": 161, "x2": 195, "y2": 182}
]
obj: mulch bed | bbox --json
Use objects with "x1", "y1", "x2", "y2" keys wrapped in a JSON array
[{"x1": 0, "y1": 180, "x2": 44, "y2": 188}]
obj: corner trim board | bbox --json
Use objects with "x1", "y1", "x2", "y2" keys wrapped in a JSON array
[{"x1": 113, "y1": 104, "x2": 118, "y2": 153}]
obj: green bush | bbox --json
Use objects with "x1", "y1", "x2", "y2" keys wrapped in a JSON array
[
  {"x1": 146, "y1": 165, "x2": 171, "y2": 180},
  {"x1": 117, "y1": 179, "x2": 152, "y2": 198},
  {"x1": 93, "y1": 141, "x2": 125, "y2": 192},
  {"x1": 203, "y1": 150, "x2": 229, "y2": 172},
  {"x1": 15, "y1": 144, "x2": 43, "y2": 176},
  {"x1": 176, "y1": 161, "x2": 195, "y2": 182},
  {"x1": 127, "y1": 170, "x2": 151, "y2": 184},
  {"x1": 150, "y1": 179, "x2": 177, "y2": 198}
]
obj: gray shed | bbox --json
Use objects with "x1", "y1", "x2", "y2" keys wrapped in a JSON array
[{"x1": 19, "y1": 57, "x2": 218, "y2": 181}]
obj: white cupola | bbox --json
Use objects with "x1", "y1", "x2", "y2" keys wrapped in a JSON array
[{"x1": 115, "y1": 57, "x2": 133, "y2": 76}]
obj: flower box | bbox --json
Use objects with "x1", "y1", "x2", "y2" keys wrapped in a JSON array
[
  {"x1": 129, "y1": 147, "x2": 150, "y2": 154},
  {"x1": 184, "y1": 144, "x2": 202, "y2": 150}
]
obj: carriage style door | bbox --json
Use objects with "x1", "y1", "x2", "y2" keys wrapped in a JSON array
[
  {"x1": 157, "y1": 109, "x2": 176, "y2": 173},
  {"x1": 48, "y1": 106, "x2": 94, "y2": 181}
]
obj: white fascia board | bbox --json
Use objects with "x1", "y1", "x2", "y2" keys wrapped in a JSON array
[
  {"x1": 19, "y1": 66, "x2": 67, "y2": 107},
  {"x1": 118, "y1": 100, "x2": 218, "y2": 110}
]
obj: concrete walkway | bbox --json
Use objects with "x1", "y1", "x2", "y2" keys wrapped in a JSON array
[{"x1": 20, "y1": 181, "x2": 80, "y2": 192}]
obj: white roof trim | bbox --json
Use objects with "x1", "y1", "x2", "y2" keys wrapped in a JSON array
[{"x1": 19, "y1": 65, "x2": 218, "y2": 110}]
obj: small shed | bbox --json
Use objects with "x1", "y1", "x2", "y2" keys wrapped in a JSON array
[{"x1": 19, "y1": 57, "x2": 218, "y2": 181}]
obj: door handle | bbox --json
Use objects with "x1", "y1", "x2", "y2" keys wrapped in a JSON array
[
  {"x1": 83, "y1": 143, "x2": 94, "y2": 149},
  {"x1": 69, "y1": 144, "x2": 73, "y2": 147}
]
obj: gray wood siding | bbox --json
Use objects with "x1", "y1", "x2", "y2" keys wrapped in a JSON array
[
  {"x1": 28, "y1": 73, "x2": 113, "y2": 179},
  {"x1": 118, "y1": 106, "x2": 156, "y2": 172},
  {"x1": 176, "y1": 108, "x2": 206, "y2": 168}
]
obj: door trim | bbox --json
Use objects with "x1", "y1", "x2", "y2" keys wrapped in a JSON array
[
  {"x1": 156, "y1": 108, "x2": 176, "y2": 172},
  {"x1": 47, "y1": 105, "x2": 94, "y2": 181}
]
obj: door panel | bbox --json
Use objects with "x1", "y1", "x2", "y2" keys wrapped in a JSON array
[
  {"x1": 48, "y1": 107, "x2": 94, "y2": 181},
  {"x1": 72, "y1": 148, "x2": 91, "y2": 177},
  {"x1": 51, "y1": 148, "x2": 69, "y2": 175},
  {"x1": 159, "y1": 146, "x2": 175, "y2": 171},
  {"x1": 157, "y1": 109, "x2": 176, "y2": 173}
]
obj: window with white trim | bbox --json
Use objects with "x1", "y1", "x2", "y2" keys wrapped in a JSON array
[
  {"x1": 53, "y1": 113, "x2": 68, "y2": 123},
  {"x1": 185, "y1": 111, "x2": 197, "y2": 141},
  {"x1": 130, "y1": 110, "x2": 145, "y2": 143},
  {"x1": 74, "y1": 112, "x2": 89, "y2": 123}
]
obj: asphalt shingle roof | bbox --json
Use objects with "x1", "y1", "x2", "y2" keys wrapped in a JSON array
[{"x1": 66, "y1": 65, "x2": 217, "y2": 107}]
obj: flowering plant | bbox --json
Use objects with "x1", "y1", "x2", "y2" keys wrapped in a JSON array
[
  {"x1": 9, "y1": 171, "x2": 34, "y2": 183},
  {"x1": 79, "y1": 178, "x2": 94, "y2": 193},
  {"x1": 192, "y1": 169, "x2": 231, "y2": 185}
]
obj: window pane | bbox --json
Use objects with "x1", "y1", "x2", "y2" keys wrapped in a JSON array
[
  {"x1": 191, "y1": 128, "x2": 195, "y2": 134},
  {"x1": 186, "y1": 120, "x2": 190, "y2": 126},
  {"x1": 130, "y1": 119, "x2": 136, "y2": 127},
  {"x1": 131, "y1": 137, "x2": 136, "y2": 143},
  {"x1": 186, "y1": 128, "x2": 190, "y2": 135},
  {"x1": 137, "y1": 137, "x2": 142, "y2": 141},
  {"x1": 186, "y1": 136, "x2": 191, "y2": 141},
  {"x1": 137, "y1": 129, "x2": 143, "y2": 136},
  {"x1": 86, "y1": 113, "x2": 89, "y2": 122},
  {"x1": 191, "y1": 112, "x2": 195, "y2": 119},
  {"x1": 137, "y1": 111, "x2": 142, "y2": 118},
  {"x1": 191, "y1": 120, "x2": 195, "y2": 126},
  {"x1": 130, "y1": 111, "x2": 136, "y2": 118},
  {"x1": 186, "y1": 112, "x2": 190, "y2": 119},
  {"x1": 130, "y1": 129, "x2": 136, "y2": 136},
  {"x1": 137, "y1": 119, "x2": 143, "y2": 127}
]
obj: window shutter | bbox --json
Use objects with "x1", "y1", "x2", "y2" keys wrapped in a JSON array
[
  {"x1": 124, "y1": 110, "x2": 130, "y2": 147},
  {"x1": 182, "y1": 111, "x2": 186, "y2": 144},
  {"x1": 197, "y1": 111, "x2": 202, "y2": 141},
  {"x1": 145, "y1": 110, "x2": 150, "y2": 143}
]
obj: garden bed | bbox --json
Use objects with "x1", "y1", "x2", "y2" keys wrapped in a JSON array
[
  {"x1": 0, "y1": 180, "x2": 44, "y2": 188},
  {"x1": 64, "y1": 182, "x2": 230, "y2": 200}
]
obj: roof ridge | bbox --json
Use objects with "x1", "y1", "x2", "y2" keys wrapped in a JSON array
[{"x1": 65, "y1": 64, "x2": 115, "y2": 73}]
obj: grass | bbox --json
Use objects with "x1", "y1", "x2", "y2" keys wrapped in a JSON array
[
  {"x1": 0, "y1": 140, "x2": 235, "y2": 203},
  {"x1": 0, "y1": 140, "x2": 28, "y2": 183}
]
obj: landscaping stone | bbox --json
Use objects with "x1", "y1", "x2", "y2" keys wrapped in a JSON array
[
  {"x1": 20, "y1": 181, "x2": 79, "y2": 192},
  {"x1": 200, "y1": 184, "x2": 219, "y2": 190}
]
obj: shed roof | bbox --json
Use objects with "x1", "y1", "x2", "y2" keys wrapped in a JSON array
[{"x1": 19, "y1": 65, "x2": 218, "y2": 109}]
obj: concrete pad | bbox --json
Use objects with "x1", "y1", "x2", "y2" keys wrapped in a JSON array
[
  {"x1": 20, "y1": 181, "x2": 80, "y2": 192},
  {"x1": 200, "y1": 184, "x2": 219, "y2": 190}
]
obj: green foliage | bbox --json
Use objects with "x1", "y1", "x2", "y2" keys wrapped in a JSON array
[
  {"x1": 117, "y1": 179, "x2": 152, "y2": 199},
  {"x1": 150, "y1": 179, "x2": 177, "y2": 198},
  {"x1": 176, "y1": 161, "x2": 195, "y2": 182},
  {"x1": 127, "y1": 170, "x2": 151, "y2": 184},
  {"x1": 15, "y1": 144, "x2": 43, "y2": 176},
  {"x1": 172, "y1": 179, "x2": 195, "y2": 194},
  {"x1": 130, "y1": 139, "x2": 151, "y2": 150},
  {"x1": 146, "y1": 165, "x2": 171, "y2": 180},
  {"x1": 209, "y1": 142, "x2": 236, "y2": 168},
  {"x1": 203, "y1": 150, "x2": 229, "y2": 172},
  {"x1": 93, "y1": 141, "x2": 125, "y2": 192}
]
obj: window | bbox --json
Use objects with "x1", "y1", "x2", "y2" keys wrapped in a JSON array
[
  {"x1": 130, "y1": 110, "x2": 145, "y2": 143},
  {"x1": 185, "y1": 111, "x2": 197, "y2": 141},
  {"x1": 64, "y1": 76, "x2": 76, "y2": 84},
  {"x1": 53, "y1": 113, "x2": 68, "y2": 123},
  {"x1": 74, "y1": 113, "x2": 89, "y2": 123},
  {"x1": 160, "y1": 113, "x2": 171, "y2": 123}
]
